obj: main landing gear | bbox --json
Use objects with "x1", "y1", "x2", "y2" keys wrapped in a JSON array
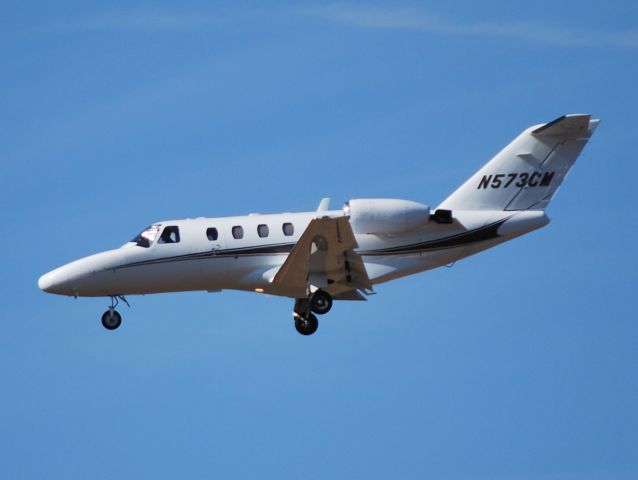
[
  {"x1": 293, "y1": 290, "x2": 333, "y2": 336},
  {"x1": 101, "y1": 296, "x2": 129, "y2": 330}
]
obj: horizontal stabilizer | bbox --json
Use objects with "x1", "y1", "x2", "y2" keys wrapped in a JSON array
[{"x1": 532, "y1": 114, "x2": 596, "y2": 138}]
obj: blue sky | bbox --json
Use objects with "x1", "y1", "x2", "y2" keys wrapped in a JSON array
[{"x1": 2, "y1": 1, "x2": 637, "y2": 478}]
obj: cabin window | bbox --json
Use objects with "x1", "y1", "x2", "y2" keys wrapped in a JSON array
[
  {"x1": 158, "y1": 226, "x2": 180, "y2": 244},
  {"x1": 257, "y1": 224, "x2": 269, "y2": 238},
  {"x1": 232, "y1": 226, "x2": 244, "y2": 239},
  {"x1": 132, "y1": 224, "x2": 161, "y2": 248},
  {"x1": 206, "y1": 227, "x2": 218, "y2": 241},
  {"x1": 282, "y1": 222, "x2": 294, "y2": 236}
]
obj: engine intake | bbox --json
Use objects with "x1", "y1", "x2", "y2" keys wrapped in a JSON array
[{"x1": 344, "y1": 198, "x2": 430, "y2": 234}]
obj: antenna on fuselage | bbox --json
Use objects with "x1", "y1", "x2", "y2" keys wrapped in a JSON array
[{"x1": 317, "y1": 198, "x2": 331, "y2": 212}]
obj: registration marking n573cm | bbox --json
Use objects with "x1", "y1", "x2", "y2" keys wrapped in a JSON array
[{"x1": 478, "y1": 171, "x2": 555, "y2": 189}]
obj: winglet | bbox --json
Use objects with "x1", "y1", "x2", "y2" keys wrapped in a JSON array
[{"x1": 317, "y1": 197, "x2": 331, "y2": 211}]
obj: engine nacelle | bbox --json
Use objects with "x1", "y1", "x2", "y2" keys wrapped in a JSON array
[{"x1": 343, "y1": 198, "x2": 430, "y2": 234}]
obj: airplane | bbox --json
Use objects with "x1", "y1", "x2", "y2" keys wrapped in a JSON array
[{"x1": 38, "y1": 114, "x2": 599, "y2": 335}]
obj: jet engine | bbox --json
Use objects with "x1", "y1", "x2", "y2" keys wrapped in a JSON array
[{"x1": 343, "y1": 198, "x2": 430, "y2": 234}]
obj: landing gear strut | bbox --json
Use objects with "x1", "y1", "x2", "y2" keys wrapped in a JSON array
[
  {"x1": 101, "y1": 296, "x2": 128, "y2": 330},
  {"x1": 293, "y1": 298, "x2": 318, "y2": 335}
]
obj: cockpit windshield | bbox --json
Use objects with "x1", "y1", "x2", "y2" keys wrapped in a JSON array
[{"x1": 131, "y1": 224, "x2": 161, "y2": 248}]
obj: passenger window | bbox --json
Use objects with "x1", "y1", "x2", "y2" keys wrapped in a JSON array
[
  {"x1": 206, "y1": 227, "x2": 218, "y2": 241},
  {"x1": 232, "y1": 226, "x2": 244, "y2": 239},
  {"x1": 257, "y1": 224, "x2": 269, "y2": 238},
  {"x1": 282, "y1": 222, "x2": 294, "y2": 236},
  {"x1": 158, "y1": 226, "x2": 180, "y2": 244}
]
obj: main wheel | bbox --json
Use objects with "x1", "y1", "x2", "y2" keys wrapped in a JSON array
[
  {"x1": 295, "y1": 313, "x2": 319, "y2": 336},
  {"x1": 310, "y1": 290, "x2": 333, "y2": 315},
  {"x1": 101, "y1": 310, "x2": 122, "y2": 330}
]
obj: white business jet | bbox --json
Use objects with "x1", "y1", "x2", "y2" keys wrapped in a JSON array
[{"x1": 39, "y1": 114, "x2": 598, "y2": 335}]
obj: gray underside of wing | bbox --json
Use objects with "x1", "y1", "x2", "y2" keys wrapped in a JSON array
[{"x1": 272, "y1": 216, "x2": 372, "y2": 299}]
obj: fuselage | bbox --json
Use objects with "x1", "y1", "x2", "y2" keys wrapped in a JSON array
[{"x1": 38, "y1": 208, "x2": 549, "y2": 299}]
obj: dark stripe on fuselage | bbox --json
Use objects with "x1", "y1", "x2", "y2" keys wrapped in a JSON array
[
  {"x1": 114, "y1": 219, "x2": 508, "y2": 270},
  {"x1": 361, "y1": 218, "x2": 509, "y2": 256},
  {"x1": 115, "y1": 242, "x2": 296, "y2": 269}
]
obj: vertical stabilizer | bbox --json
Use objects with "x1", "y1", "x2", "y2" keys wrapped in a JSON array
[{"x1": 438, "y1": 114, "x2": 599, "y2": 211}]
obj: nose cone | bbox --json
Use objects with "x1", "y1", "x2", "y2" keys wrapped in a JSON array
[
  {"x1": 38, "y1": 270, "x2": 60, "y2": 293},
  {"x1": 38, "y1": 265, "x2": 77, "y2": 295},
  {"x1": 38, "y1": 249, "x2": 125, "y2": 296}
]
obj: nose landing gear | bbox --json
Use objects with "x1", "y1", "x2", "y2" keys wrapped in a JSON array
[
  {"x1": 101, "y1": 296, "x2": 129, "y2": 330},
  {"x1": 101, "y1": 309, "x2": 122, "y2": 330}
]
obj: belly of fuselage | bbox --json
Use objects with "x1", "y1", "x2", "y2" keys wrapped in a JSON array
[{"x1": 103, "y1": 254, "x2": 284, "y2": 295}]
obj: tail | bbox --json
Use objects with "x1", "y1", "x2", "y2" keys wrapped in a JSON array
[{"x1": 437, "y1": 114, "x2": 599, "y2": 211}]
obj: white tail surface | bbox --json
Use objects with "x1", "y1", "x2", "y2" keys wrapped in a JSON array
[{"x1": 438, "y1": 114, "x2": 599, "y2": 211}]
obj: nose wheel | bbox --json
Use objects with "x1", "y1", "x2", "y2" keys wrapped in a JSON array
[
  {"x1": 101, "y1": 309, "x2": 122, "y2": 330},
  {"x1": 101, "y1": 296, "x2": 128, "y2": 330}
]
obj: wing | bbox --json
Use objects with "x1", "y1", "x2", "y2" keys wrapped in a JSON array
[{"x1": 272, "y1": 216, "x2": 372, "y2": 299}]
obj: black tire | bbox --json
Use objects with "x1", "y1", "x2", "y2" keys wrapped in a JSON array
[
  {"x1": 310, "y1": 290, "x2": 332, "y2": 315},
  {"x1": 101, "y1": 310, "x2": 122, "y2": 330},
  {"x1": 295, "y1": 313, "x2": 319, "y2": 336}
]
